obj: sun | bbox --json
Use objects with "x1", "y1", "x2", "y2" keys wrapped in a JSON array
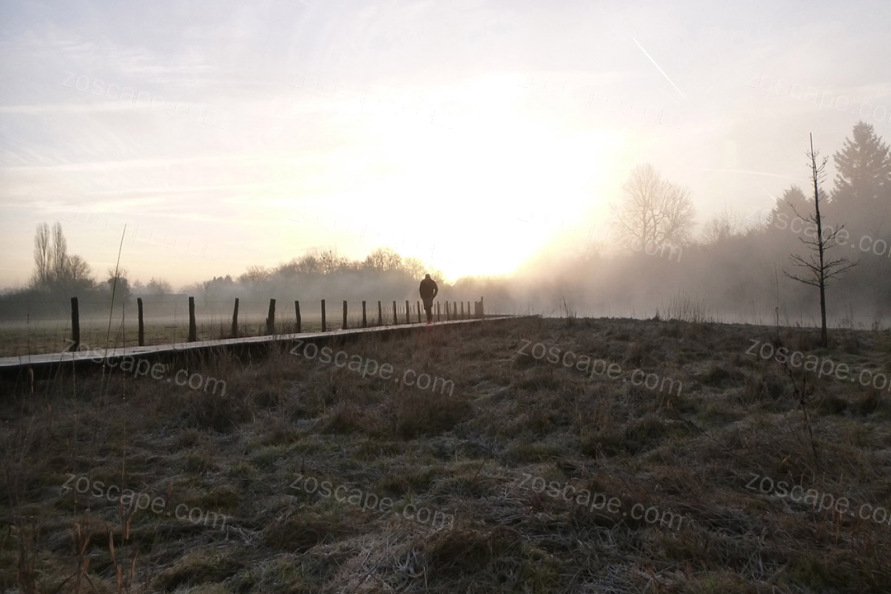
[{"x1": 347, "y1": 74, "x2": 627, "y2": 281}]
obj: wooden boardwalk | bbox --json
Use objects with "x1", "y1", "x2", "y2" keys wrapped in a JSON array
[{"x1": 0, "y1": 316, "x2": 528, "y2": 381}]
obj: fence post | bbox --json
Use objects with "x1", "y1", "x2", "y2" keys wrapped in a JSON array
[
  {"x1": 137, "y1": 297, "x2": 145, "y2": 346},
  {"x1": 231, "y1": 298, "x2": 239, "y2": 338},
  {"x1": 460, "y1": 301, "x2": 464, "y2": 319},
  {"x1": 377, "y1": 301, "x2": 383, "y2": 326},
  {"x1": 480, "y1": 296, "x2": 484, "y2": 317},
  {"x1": 446, "y1": 301, "x2": 450, "y2": 321},
  {"x1": 417, "y1": 301, "x2": 421, "y2": 323},
  {"x1": 188, "y1": 296, "x2": 197, "y2": 342},
  {"x1": 69, "y1": 297, "x2": 80, "y2": 351},
  {"x1": 321, "y1": 299, "x2": 327, "y2": 332},
  {"x1": 342, "y1": 300, "x2": 348, "y2": 329},
  {"x1": 362, "y1": 301, "x2": 367, "y2": 328},
  {"x1": 405, "y1": 300, "x2": 410, "y2": 324},
  {"x1": 436, "y1": 302, "x2": 440, "y2": 322},
  {"x1": 266, "y1": 298, "x2": 276, "y2": 335},
  {"x1": 392, "y1": 301, "x2": 398, "y2": 325},
  {"x1": 294, "y1": 300, "x2": 301, "y2": 333}
]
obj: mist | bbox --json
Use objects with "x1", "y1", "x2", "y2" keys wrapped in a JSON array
[{"x1": 1, "y1": 0, "x2": 889, "y2": 330}]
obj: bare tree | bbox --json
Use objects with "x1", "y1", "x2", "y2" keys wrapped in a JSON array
[
  {"x1": 145, "y1": 277, "x2": 173, "y2": 295},
  {"x1": 701, "y1": 207, "x2": 744, "y2": 244},
  {"x1": 288, "y1": 254, "x2": 321, "y2": 275},
  {"x1": 364, "y1": 247, "x2": 403, "y2": 271},
  {"x1": 238, "y1": 265, "x2": 270, "y2": 286},
  {"x1": 31, "y1": 223, "x2": 52, "y2": 288},
  {"x1": 402, "y1": 256, "x2": 427, "y2": 279},
  {"x1": 67, "y1": 256, "x2": 93, "y2": 286},
  {"x1": 105, "y1": 266, "x2": 128, "y2": 300},
  {"x1": 785, "y1": 134, "x2": 856, "y2": 347},
  {"x1": 51, "y1": 222, "x2": 68, "y2": 282},
  {"x1": 316, "y1": 249, "x2": 348, "y2": 274},
  {"x1": 614, "y1": 164, "x2": 695, "y2": 252}
]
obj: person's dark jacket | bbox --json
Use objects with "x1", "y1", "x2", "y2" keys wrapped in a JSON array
[{"x1": 419, "y1": 277, "x2": 438, "y2": 302}]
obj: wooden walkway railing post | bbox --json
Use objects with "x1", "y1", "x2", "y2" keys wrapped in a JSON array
[
  {"x1": 266, "y1": 299, "x2": 276, "y2": 335},
  {"x1": 137, "y1": 297, "x2": 145, "y2": 346},
  {"x1": 69, "y1": 297, "x2": 80, "y2": 351},
  {"x1": 188, "y1": 296, "x2": 197, "y2": 342},
  {"x1": 53, "y1": 291, "x2": 487, "y2": 354},
  {"x1": 231, "y1": 298, "x2": 239, "y2": 338}
]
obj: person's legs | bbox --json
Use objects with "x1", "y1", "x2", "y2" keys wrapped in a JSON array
[{"x1": 423, "y1": 299, "x2": 433, "y2": 323}]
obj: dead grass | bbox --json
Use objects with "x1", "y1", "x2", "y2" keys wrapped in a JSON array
[{"x1": 2, "y1": 317, "x2": 890, "y2": 592}]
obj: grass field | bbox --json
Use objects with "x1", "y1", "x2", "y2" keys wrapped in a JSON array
[
  {"x1": 2, "y1": 317, "x2": 891, "y2": 593},
  {"x1": 0, "y1": 312, "x2": 416, "y2": 358}
]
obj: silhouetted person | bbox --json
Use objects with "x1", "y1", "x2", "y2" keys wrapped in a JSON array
[{"x1": 419, "y1": 274, "x2": 438, "y2": 324}]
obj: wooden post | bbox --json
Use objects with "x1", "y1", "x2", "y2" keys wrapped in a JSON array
[
  {"x1": 460, "y1": 301, "x2": 464, "y2": 319},
  {"x1": 377, "y1": 301, "x2": 383, "y2": 326},
  {"x1": 294, "y1": 300, "x2": 301, "y2": 333},
  {"x1": 266, "y1": 298, "x2": 276, "y2": 335},
  {"x1": 137, "y1": 297, "x2": 145, "y2": 346},
  {"x1": 480, "y1": 296, "x2": 484, "y2": 317},
  {"x1": 321, "y1": 299, "x2": 327, "y2": 332},
  {"x1": 446, "y1": 301, "x2": 450, "y2": 321},
  {"x1": 392, "y1": 301, "x2": 398, "y2": 325},
  {"x1": 231, "y1": 298, "x2": 239, "y2": 338},
  {"x1": 436, "y1": 302, "x2": 440, "y2": 321},
  {"x1": 342, "y1": 300, "x2": 348, "y2": 329},
  {"x1": 188, "y1": 296, "x2": 197, "y2": 342},
  {"x1": 362, "y1": 301, "x2": 367, "y2": 328},
  {"x1": 405, "y1": 300, "x2": 410, "y2": 324},
  {"x1": 417, "y1": 301, "x2": 421, "y2": 323},
  {"x1": 69, "y1": 297, "x2": 80, "y2": 351}
]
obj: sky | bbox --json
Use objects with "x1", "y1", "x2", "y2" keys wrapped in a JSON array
[{"x1": 1, "y1": 0, "x2": 890, "y2": 289}]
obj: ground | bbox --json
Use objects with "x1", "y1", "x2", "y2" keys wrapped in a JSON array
[{"x1": 2, "y1": 316, "x2": 890, "y2": 593}]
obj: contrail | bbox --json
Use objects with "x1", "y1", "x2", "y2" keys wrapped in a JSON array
[
  {"x1": 632, "y1": 37, "x2": 685, "y2": 100},
  {"x1": 699, "y1": 168, "x2": 799, "y2": 181}
]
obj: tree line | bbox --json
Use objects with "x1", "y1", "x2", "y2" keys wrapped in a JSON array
[
  {"x1": 523, "y1": 121, "x2": 890, "y2": 328},
  {"x1": 4, "y1": 121, "x2": 887, "y2": 327}
]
